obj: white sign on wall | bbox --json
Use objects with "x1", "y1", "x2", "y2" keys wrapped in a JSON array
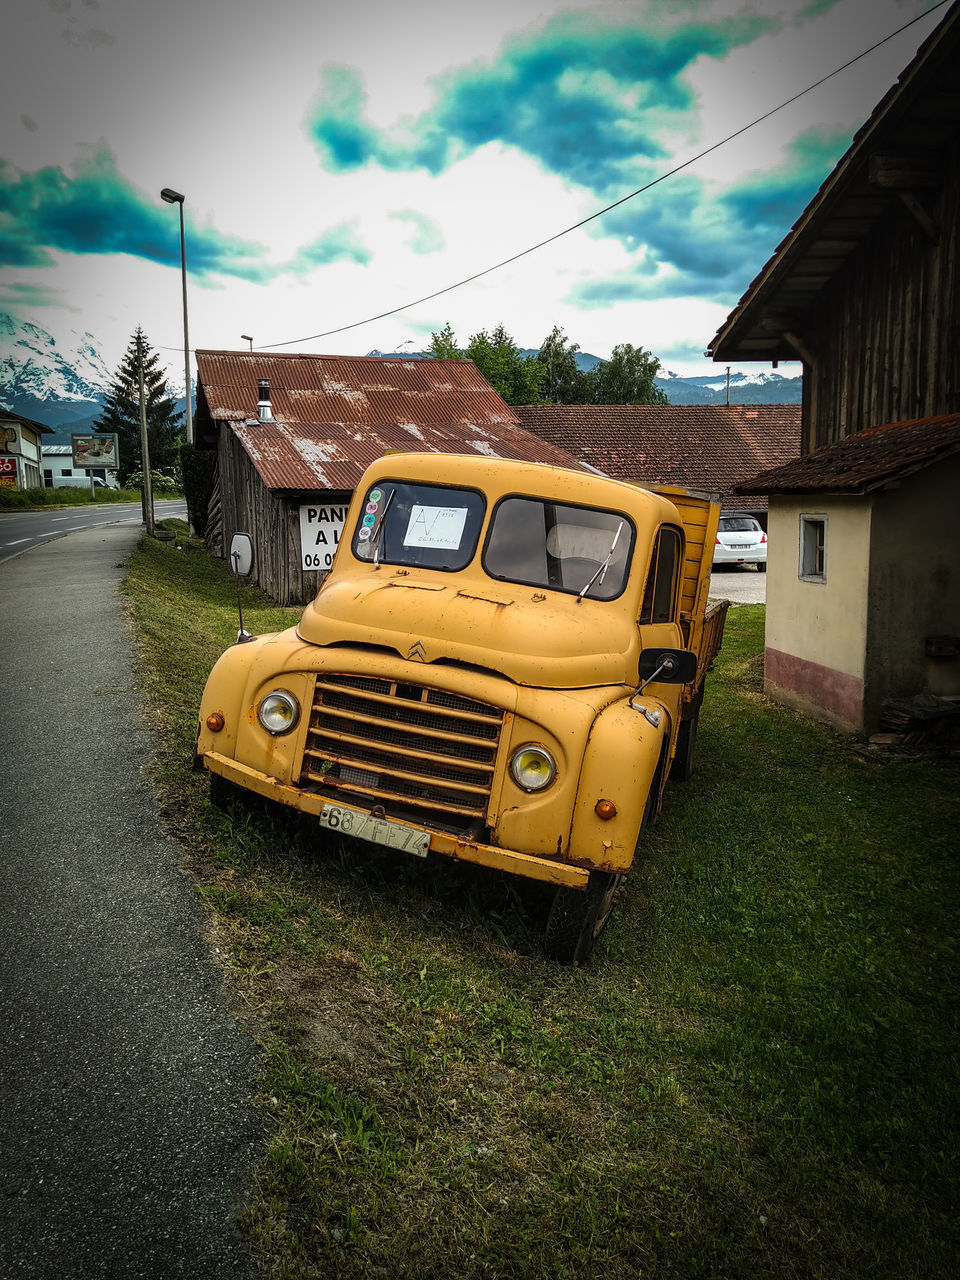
[{"x1": 299, "y1": 503, "x2": 347, "y2": 571}]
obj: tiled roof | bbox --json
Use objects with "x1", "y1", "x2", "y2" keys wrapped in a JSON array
[
  {"x1": 514, "y1": 404, "x2": 801, "y2": 507},
  {"x1": 736, "y1": 412, "x2": 960, "y2": 494},
  {"x1": 195, "y1": 351, "x2": 584, "y2": 491}
]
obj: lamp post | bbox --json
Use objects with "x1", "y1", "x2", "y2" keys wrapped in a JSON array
[
  {"x1": 160, "y1": 187, "x2": 193, "y2": 447},
  {"x1": 241, "y1": 334, "x2": 253, "y2": 351}
]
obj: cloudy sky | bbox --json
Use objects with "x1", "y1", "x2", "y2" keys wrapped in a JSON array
[{"x1": 0, "y1": 0, "x2": 949, "y2": 386}]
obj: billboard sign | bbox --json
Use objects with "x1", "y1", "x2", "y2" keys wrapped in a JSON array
[
  {"x1": 0, "y1": 454, "x2": 18, "y2": 488},
  {"x1": 299, "y1": 503, "x2": 347, "y2": 571},
  {"x1": 72, "y1": 433, "x2": 119, "y2": 471}
]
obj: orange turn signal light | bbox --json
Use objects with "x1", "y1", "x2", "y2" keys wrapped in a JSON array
[
  {"x1": 595, "y1": 799, "x2": 617, "y2": 820},
  {"x1": 206, "y1": 712, "x2": 225, "y2": 733}
]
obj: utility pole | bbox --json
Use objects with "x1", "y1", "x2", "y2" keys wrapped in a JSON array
[{"x1": 138, "y1": 338, "x2": 155, "y2": 537}]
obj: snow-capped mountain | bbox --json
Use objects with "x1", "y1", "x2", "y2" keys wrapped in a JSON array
[
  {"x1": 655, "y1": 367, "x2": 802, "y2": 405},
  {"x1": 0, "y1": 312, "x2": 113, "y2": 433}
]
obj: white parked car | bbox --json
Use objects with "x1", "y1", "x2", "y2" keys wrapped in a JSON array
[{"x1": 713, "y1": 512, "x2": 767, "y2": 571}]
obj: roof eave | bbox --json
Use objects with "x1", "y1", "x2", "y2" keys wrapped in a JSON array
[{"x1": 708, "y1": 2, "x2": 960, "y2": 362}]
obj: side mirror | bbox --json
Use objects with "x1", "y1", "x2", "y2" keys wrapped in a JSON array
[
  {"x1": 638, "y1": 647, "x2": 698, "y2": 688},
  {"x1": 229, "y1": 532, "x2": 253, "y2": 577}
]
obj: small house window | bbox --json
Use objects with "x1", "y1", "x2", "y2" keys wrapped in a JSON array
[
  {"x1": 799, "y1": 514, "x2": 826, "y2": 582},
  {"x1": 640, "y1": 526, "x2": 682, "y2": 623},
  {"x1": 62, "y1": 468, "x2": 72, "y2": 477}
]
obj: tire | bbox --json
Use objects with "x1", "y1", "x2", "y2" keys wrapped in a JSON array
[
  {"x1": 209, "y1": 770, "x2": 243, "y2": 811},
  {"x1": 670, "y1": 681, "x2": 704, "y2": 783},
  {"x1": 544, "y1": 870, "x2": 625, "y2": 964},
  {"x1": 757, "y1": 562, "x2": 766, "y2": 573},
  {"x1": 670, "y1": 705, "x2": 699, "y2": 782}
]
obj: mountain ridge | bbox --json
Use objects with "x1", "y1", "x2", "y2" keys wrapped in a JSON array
[{"x1": 2, "y1": 317, "x2": 802, "y2": 446}]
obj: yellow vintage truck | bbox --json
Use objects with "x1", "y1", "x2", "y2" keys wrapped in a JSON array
[{"x1": 195, "y1": 452, "x2": 727, "y2": 962}]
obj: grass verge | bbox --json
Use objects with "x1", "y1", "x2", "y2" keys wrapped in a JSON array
[
  {"x1": 124, "y1": 530, "x2": 960, "y2": 1279},
  {"x1": 0, "y1": 485, "x2": 149, "y2": 508}
]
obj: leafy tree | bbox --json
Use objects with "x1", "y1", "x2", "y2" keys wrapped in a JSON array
[
  {"x1": 94, "y1": 328, "x2": 184, "y2": 485},
  {"x1": 464, "y1": 324, "x2": 544, "y2": 405},
  {"x1": 427, "y1": 323, "x2": 462, "y2": 360},
  {"x1": 428, "y1": 322, "x2": 669, "y2": 407},
  {"x1": 591, "y1": 342, "x2": 668, "y2": 406},
  {"x1": 536, "y1": 325, "x2": 593, "y2": 404}
]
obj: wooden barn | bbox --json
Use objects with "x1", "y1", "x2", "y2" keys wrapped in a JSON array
[
  {"x1": 194, "y1": 351, "x2": 583, "y2": 605},
  {"x1": 708, "y1": 1, "x2": 960, "y2": 732}
]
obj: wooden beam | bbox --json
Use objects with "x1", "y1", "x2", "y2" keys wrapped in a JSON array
[
  {"x1": 897, "y1": 190, "x2": 939, "y2": 243},
  {"x1": 782, "y1": 330, "x2": 818, "y2": 368}
]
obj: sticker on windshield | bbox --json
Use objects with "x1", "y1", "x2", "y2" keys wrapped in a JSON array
[{"x1": 403, "y1": 505, "x2": 469, "y2": 550}]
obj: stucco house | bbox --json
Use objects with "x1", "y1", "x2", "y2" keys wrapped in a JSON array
[
  {"x1": 0, "y1": 409, "x2": 51, "y2": 490},
  {"x1": 42, "y1": 444, "x2": 119, "y2": 490},
  {"x1": 707, "y1": 1, "x2": 960, "y2": 732},
  {"x1": 195, "y1": 350, "x2": 584, "y2": 605}
]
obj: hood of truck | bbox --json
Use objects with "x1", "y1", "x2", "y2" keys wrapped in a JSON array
[{"x1": 297, "y1": 572, "x2": 638, "y2": 688}]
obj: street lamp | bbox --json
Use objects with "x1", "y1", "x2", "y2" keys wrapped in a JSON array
[
  {"x1": 241, "y1": 334, "x2": 253, "y2": 351},
  {"x1": 160, "y1": 187, "x2": 193, "y2": 447}
]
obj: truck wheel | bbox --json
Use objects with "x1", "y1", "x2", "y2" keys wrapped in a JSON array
[
  {"x1": 209, "y1": 770, "x2": 242, "y2": 811},
  {"x1": 670, "y1": 706, "x2": 699, "y2": 782},
  {"x1": 670, "y1": 682, "x2": 704, "y2": 783},
  {"x1": 544, "y1": 870, "x2": 624, "y2": 964}
]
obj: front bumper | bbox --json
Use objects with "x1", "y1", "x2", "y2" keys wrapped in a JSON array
[{"x1": 202, "y1": 751, "x2": 590, "y2": 890}]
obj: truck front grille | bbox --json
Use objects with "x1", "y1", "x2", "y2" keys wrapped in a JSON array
[{"x1": 299, "y1": 674, "x2": 505, "y2": 827}]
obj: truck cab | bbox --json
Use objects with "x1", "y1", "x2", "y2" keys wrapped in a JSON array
[{"x1": 195, "y1": 453, "x2": 726, "y2": 961}]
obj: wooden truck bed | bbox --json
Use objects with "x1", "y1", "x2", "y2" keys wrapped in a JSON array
[{"x1": 641, "y1": 483, "x2": 729, "y2": 692}]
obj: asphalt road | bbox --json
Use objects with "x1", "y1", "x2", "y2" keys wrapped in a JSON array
[
  {"x1": 0, "y1": 521, "x2": 262, "y2": 1279},
  {"x1": 709, "y1": 563, "x2": 766, "y2": 604},
  {"x1": 0, "y1": 500, "x2": 187, "y2": 563}
]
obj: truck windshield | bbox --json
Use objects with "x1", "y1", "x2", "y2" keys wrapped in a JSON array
[
  {"x1": 351, "y1": 480, "x2": 486, "y2": 571},
  {"x1": 483, "y1": 497, "x2": 634, "y2": 600}
]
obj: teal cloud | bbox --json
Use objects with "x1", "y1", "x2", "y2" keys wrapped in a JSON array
[
  {"x1": 306, "y1": 10, "x2": 776, "y2": 191},
  {"x1": 571, "y1": 127, "x2": 850, "y2": 307},
  {"x1": 286, "y1": 222, "x2": 372, "y2": 273},
  {"x1": 0, "y1": 149, "x2": 375, "y2": 283},
  {"x1": 0, "y1": 149, "x2": 273, "y2": 280},
  {"x1": 389, "y1": 210, "x2": 445, "y2": 254}
]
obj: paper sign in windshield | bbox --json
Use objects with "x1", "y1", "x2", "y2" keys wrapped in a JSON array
[{"x1": 404, "y1": 505, "x2": 468, "y2": 550}]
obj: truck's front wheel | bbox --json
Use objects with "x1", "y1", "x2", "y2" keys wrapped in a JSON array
[
  {"x1": 209, "y1": 769, "x2": 244, "y2": 811},
  {"x1": 544, "y1": 871, "x2": 624, "y2": 964}
]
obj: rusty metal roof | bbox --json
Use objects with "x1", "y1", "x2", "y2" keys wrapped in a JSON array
[
  {"x1": 195, "y1": 351, "x2": 584, "y2": 491},
  {"x1": 735, "y1": 412, "x2": 960, "y2": 494},
  {"x1": 516, "y1": 403, "x2": 801, "y2": 508},
  {"x1": 708, "y1": 1, "x2": 960, "y2": 362}
]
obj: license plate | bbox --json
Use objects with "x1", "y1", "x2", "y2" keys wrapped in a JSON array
[
  {"x1": 319, "y1": 804, "x2": 430, "y2": 858},
  {"x1": 731, "y1": 542, "x2": 752, "y2": 549}
]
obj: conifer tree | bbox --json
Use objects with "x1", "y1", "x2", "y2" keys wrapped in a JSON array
[{"x1": 94, "y1": 328, "x2": 184, "y2": 484}]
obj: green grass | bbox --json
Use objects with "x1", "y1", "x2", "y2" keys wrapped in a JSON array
[
  {"x1": 0, "y1": 485, "x2": 147, "y2": 508},
  {"x1": 124, "y1": 531, "x2": 960, "y2": 1279}
]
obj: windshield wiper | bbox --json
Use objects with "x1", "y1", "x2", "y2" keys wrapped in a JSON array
[
  {"x1": 578, "y1": 520, "x2": 624, "y2": 600},
  {"x1": 370, "y1": 489, "x2": 395, "y2": 568}
]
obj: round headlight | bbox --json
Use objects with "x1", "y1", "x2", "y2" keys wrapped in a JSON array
[
  {"x1": 257, "y1": 690, "x2": 300, "y2": 735},
  {"x1": 510, "y1": 745, "x2": 557, "y2": 792}
]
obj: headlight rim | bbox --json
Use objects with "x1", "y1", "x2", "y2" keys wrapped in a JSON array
[
  {"x1": 509, "y1": 743, "x2": 557, "y2": 792},
  {"x1": 257, "y1": 689, "x2": 301, "y2": 736}
]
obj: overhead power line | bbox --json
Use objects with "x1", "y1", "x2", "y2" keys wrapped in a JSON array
[{"x1": 160, "y1": 0, "x2": 950, "y2": 356}]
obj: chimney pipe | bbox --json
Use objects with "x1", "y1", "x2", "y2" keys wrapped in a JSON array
[{"x1": 257, "y1": 379, "x2": 274, "y2": 422}]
